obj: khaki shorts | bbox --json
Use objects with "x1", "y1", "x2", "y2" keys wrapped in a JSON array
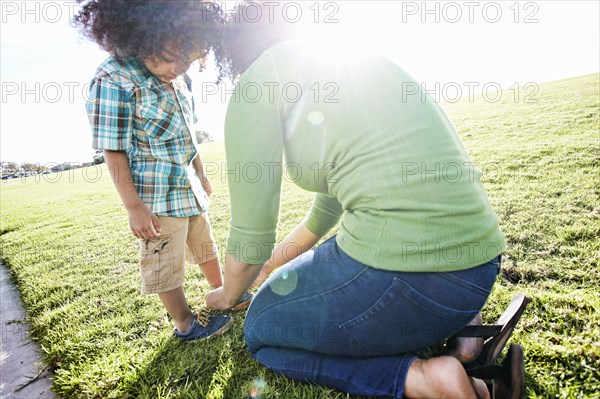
[{"x1": 139, "y1": 213, "x2": 218, "y2": 295}]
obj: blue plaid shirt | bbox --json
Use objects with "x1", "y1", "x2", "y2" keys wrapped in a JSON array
[{"x1": 86, "y1": 57, "x2": 202, "y2": 217}]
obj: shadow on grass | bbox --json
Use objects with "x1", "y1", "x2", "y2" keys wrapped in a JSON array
[
  {"x1": 117, "y1": 314, "x2": 259, "y2": 399},
  {"x1": 116, "y1": 312, "x2": 381, "y2": 399}
]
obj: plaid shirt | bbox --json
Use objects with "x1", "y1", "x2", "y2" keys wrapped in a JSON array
[{"x1": 86, "y1": 57, "x2": 202, "y2": 217}]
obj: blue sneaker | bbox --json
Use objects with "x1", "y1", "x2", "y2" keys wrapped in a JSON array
[
  {"x1": 232, "y1": 292, "x2": 253, "y2": 311},
  {"x1": 174, "y1": 313, "x2": 233, "y2": 341}
]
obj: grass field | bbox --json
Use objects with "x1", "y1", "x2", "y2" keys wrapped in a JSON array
[{"x1": 1, "y1": 73, "x2": 598, "y2": 398}]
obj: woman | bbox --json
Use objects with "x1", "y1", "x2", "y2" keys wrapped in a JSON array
[{"x1": 206, "y1": 3, "x2": 511, "y2": 398}]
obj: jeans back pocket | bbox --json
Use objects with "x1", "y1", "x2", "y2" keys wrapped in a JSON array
[{"x1": 340, "y1": 277, "x2": 480, "y2": 355}]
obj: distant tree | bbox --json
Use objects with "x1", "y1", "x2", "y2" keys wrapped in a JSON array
[
  {"x1": 3, "y1": 162, "x2": 19, "y2": 174},
  {"x1": 195, "y1": 130, "x2": 213, "y2": 144},
  {"x1": 93, "y1": 149, "x2": 105, "y2": 165},
  {"x1": 21, "y1": 163, "x2": 34, "y2": 172},
  {"x1": 21, "y1": 163, "x2": 48, "y2": 174}
]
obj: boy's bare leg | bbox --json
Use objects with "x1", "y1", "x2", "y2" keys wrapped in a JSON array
[
  {"x1": 447, "y1": 313, "x2": 484, "y2": 363},
  {"x1": 199, "y1": 257, "x2": 223, "y2": 289},
  {"x1": 158, "y1": 287, "x2": 194, "y2": 333},
  {"x1": 405, "y1": 356, "x2": 489, "y2": 399}
]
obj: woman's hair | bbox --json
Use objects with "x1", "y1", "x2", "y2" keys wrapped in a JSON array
[
  {"x1": 73, "y1": 0, "x2": 296, "y2": 82},
  {"x1": 219, "y1": 1, "x2": 298, "y2": 79}
]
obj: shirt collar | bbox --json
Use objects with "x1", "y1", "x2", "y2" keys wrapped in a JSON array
[{"x1": 127, "y1": 58, "x2": 191, "y2": 90}]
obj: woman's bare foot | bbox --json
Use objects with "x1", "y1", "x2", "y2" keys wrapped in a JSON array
[
  {"x1": 447, "y1": 313, "x2": 484, "y2": 364},
  {"x1": 470, "y1": 377, "x2": 491, "y2": 399},
  {"x1": 405, "y1": 356, "x2": 482, "y2": 398}
]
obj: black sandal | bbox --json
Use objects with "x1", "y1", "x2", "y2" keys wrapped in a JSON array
[
  {"x1": 491, "y1": 343, "x2": 525, "y2": 399},
  {"x1": 452, "y1": 293, "x2": 530, "y2": 399}
]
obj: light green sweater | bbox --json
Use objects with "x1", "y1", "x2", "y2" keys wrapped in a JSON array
[{"x1": 224, "y1": 41, "x2": 505, "y2": 271}]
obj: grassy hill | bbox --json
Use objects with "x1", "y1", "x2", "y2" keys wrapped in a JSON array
[{"x1": 1, "y1": 73, "x2": 598, "y2": 398}]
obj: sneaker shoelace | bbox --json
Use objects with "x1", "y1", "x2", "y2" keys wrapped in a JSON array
[{"x1": 196, "y1": 311, "x2": 211, "y2": 327}]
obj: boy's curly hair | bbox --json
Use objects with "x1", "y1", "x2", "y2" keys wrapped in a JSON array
[
  {"x1": 74, "y1": 1, "x2": 299, "y2": 82},
  {"x1": 73, "y1": 0, "x2": 232, "y2": 79}
]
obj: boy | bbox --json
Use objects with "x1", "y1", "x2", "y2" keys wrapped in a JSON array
[{"x1": 75, "y1": 0, "x2": 249, "y2": 340}]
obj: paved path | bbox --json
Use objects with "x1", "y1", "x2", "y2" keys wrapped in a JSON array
[{"x1": 1, "y1": 262, "x2": 56, "y2": 399}]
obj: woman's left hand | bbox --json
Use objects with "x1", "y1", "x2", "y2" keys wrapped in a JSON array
[{"x1": 205, "y1": 287, "x2": 233, "y2": 310}]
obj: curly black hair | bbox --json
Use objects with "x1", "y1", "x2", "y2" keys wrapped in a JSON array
[
  {"x1": 73, "y1": 1, "x2": 297, "y2": 82},
  {"x1": 220, "y1": 1, "x2": 298, "y2": 79},
  {"x1": 73, "y1": 0, "x2": 231, "y2": 78}
]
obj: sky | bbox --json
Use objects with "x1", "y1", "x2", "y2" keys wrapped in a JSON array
[{"x1": 0, "y1": 0, "x2": 599, "y2": 165}]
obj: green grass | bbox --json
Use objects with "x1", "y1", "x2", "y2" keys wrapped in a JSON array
[{"x1": 1, "y1": 72, "x2": 599, "y2": 398}]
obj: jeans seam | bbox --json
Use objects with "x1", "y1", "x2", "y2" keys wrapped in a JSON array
[
  {"x1": 437, "y1": 272, "x2": 491, "y2": 296},
  {"x1": 247, "y1": 266, "x2": 370, "y2": 326},
  {"x1": 262, "y1": 363, "x2": 393, "y2": 397},
  {"x1": 340, "y1": 328, "x2": 370, "y2": 355},
  {"x1": 395, "y1": 278, "x2": 479, "y2": 319}
]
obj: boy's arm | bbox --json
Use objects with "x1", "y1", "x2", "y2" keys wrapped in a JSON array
[
  {"x1": 104, "y1": 150, "x2": 161, "y2": 239},
  {"x1": 192, "y1": 155, "x2": 212, "y2": 196}
]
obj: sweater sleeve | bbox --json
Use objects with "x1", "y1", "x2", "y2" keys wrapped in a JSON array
[
  {"x1": 305, "y1": 193, "x2": 344, "y2": 237},
  {"x1": 224, "y1": 53, "x2": 284, "y2": 265}
]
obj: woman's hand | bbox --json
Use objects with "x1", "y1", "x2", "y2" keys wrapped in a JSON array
[
  {"x1": 206, "y1": 255, "x2": 264, "y2": 309},
  {"x1": 206, "y1": 287, "x2": 236, "y2": 310},
  {"x1": 127, "y1": 204, "x2": 161, "y2": 239}
]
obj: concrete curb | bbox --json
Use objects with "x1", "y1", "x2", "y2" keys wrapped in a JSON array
[{"x1": 1, "y1": 262, "x2": 56, "y2": 399}]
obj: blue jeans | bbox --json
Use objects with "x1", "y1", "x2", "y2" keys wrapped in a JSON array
[{"x1": 244, "y1": 236, "x2": 500, "y2": 398}]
